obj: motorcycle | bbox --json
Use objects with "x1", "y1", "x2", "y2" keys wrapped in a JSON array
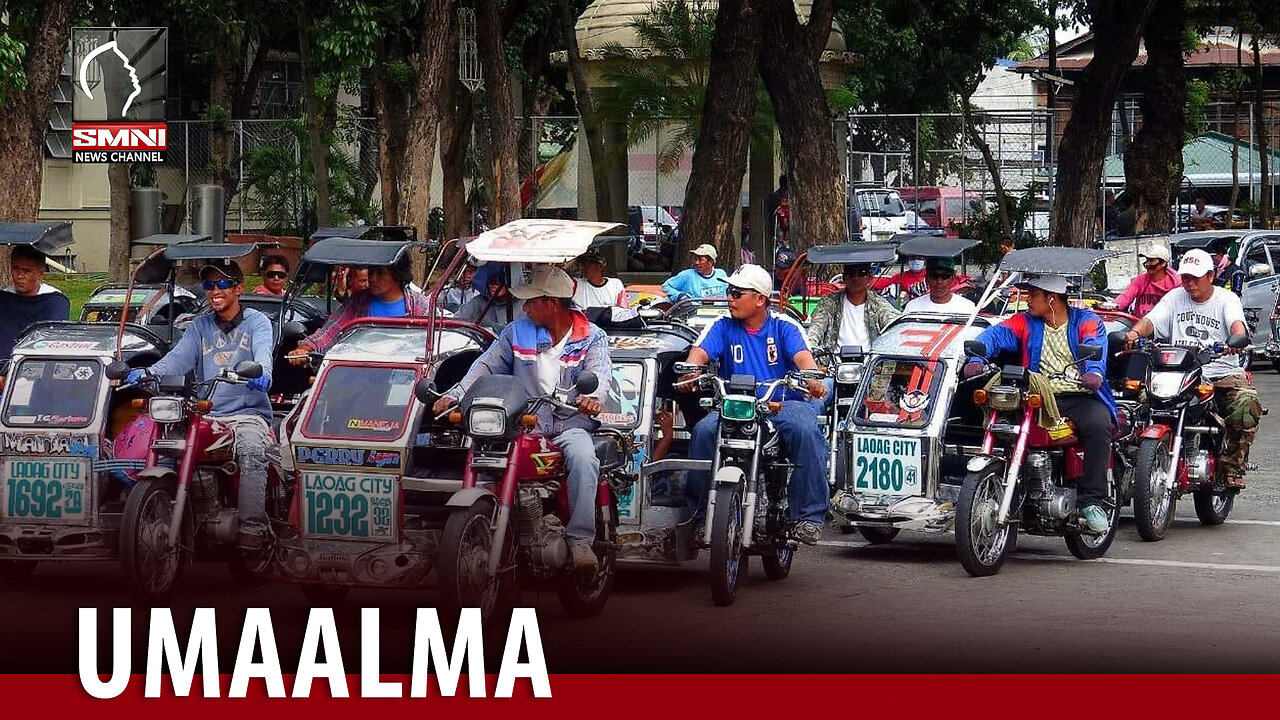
[
  {"x1": 956, "y1": 340, "x2": 1121, "y2": 577},
  {"x1": 1112, "y1": 332, "x2": 1252, "y2": 539},
  {"x1": 420, "y1": 371, "x2": 631, "y2": 621},
  {"x1": 104, "y1": 359, "x2": 287, "y2": 603},
  {"x1": 672, "y1": 362, "x2": 824, "y2": 606}
]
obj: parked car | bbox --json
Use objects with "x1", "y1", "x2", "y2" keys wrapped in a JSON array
[
  {"x1": 854, "y1": 187, "x2": 922, "y2": 241},
  {"x1": 896, "y1": 186, "x2": 990, "y2": 238}
]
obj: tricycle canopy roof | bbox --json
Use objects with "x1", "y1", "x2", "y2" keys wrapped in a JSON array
[
  {"x1": 0, "y1": 221, "x2": 73, "y2": 254},
  {"x1": 806, "y1": 241, "x2": 899, "y2": 265},
  {"x1": 309, "y1": 225, "x2": 418, "y2": 243},
  {"x1": 134, "y1": 233, "x2": 210, "y2": 246},
  {"x1": 294, "y1": 237, "x2": 419, "y2": 285},
  {"x1": 998, "y1": 246, "x2": 1118, "y2": 275},
  {"x1": 162, "y1": 242, "x2": 260, "y2": 262},
  {"x1": 1170, "y1": 231, "x2": 1244, "y2": 249},
  {"x1": 465, "y1": 219, "x2": 625, "y2": 263},
  {"x1": 895, "y1": 235, "x2": 981, "y2": 258}
]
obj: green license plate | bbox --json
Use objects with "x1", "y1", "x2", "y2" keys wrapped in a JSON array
[
  {"x1": 852, "y1": 435, "x2": 922, "y2": 496},
  {"x1": 2, "y1": 457, "x2": 89, "y2": 522},
  {"x1": 302, "y1": 472, "x2": 396, "y2": 540}
]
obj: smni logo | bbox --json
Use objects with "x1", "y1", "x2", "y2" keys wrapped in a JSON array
[{"x1": 70, "y1": 27, "x2": 168, "y2": 164}]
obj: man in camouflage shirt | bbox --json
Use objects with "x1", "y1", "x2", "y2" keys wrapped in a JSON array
[{"x1": 807, "y1": 262, "x2": 901, "y2": 357}]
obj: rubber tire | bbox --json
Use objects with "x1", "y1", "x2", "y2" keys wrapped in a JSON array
[
  {"x1": 301, "y1": 584, "x2": 351, "y2": 605},
  {"x1": 1132, "y1": 437, "x2": 1177, "y2": 542},
  {"x1": 120, "y1": 478, "x2": 193, "y2": 605},
  {"x1": 0, "y1": 561, "x2": 37, "y2": 580},
  {"x1": 708, "y1": 484, "x2": 745, "y2": 606},
  {"x1": 438, "y1": 501, "x2": 504, "y2": 623},
  {"x1": 1065, "y1": 502, "x2": 1119, "y2": 560},
  {"x1": 955, "y1": 469, "x2": 1015, "y2": 577},
  {"x1": 1193, "y1": 490, "x2": 1234, "y2": 526},
  {"x1": 557, "y1": 505, "x2": 618, "y2": 619},
  {"x1": 761, "y1": 544, "x2": 793, "y2": 580},
  {"x1": 857, "y1": 526, "x2": 901, "y2": 544}
]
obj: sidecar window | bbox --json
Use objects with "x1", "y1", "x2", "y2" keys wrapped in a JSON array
[
  {"x1": 2, "y1": 359, "x2": 101, "y2": 429},
  {"x1": 598, "y1": 362, "x2": 645, "y2": 429},
  {"x1": 853, "y1": 357, "x2": 941, "y2": 429},
  {"x1": 302, "y1": 364, "x2": 417, "y2": 441}
]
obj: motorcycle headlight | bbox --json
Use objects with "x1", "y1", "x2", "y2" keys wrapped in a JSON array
[
  {"x1": 1149, "y1": 372, "x2": 1185, "y2": 400},
  {"x1": 721, "y1": 395, "x2": 756, "y2": 422},
  {"x1": 835, "y1": 363, "x2": 863, "y2": 385},
  {"x1": 468, "y1": 407, "x2": 507, "y2": 437},
  {"x1": 148, "y1": 397, "x2": 185, "y2": 423},
  {"x1": 987, "y1": 386, "x2": 1021, "y2": 411}
]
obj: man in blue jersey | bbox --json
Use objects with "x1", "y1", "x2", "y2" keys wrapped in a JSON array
[
  {"x1": 679, "y1": 264, "x2": 829, "y2": 544},
  {"x1": 661, "y1": 244, "x2": 729, "y2": 302}
]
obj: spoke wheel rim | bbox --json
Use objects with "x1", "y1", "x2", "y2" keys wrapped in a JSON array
[
  {"x1": 969, "y1": 475, "x2": 1009, "y2": 565},
  {"x1": 458, "y1": 513, "x2": 498, "y2": 616},
  {"x1": 137, "y1": 492, "x2": 179, "y2": 594},
  {"x1": 1148, "y1": 450, "x2": 1174, "y2": 529}
]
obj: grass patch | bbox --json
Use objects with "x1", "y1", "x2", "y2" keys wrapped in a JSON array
[{"x1": 46, "y1": 273, "x2": 108, "y2": 320}]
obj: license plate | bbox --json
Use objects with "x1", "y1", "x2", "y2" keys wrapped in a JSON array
[
  {"x1": 1, "y1": 457, "x2": 90, "y2": 522},
  {"x1": 302, "y1": 471, "x2": 397, "y2": 540},
  {"x1": 852, "y1": 435, "x2": 922, "y2": 496}
]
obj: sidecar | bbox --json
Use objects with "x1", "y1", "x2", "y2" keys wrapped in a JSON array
[{"x1": 0, "y1": 321, "x2": 170, "y2": 572}]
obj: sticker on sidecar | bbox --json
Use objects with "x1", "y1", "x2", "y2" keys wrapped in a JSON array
[
  {"x1": 1, "y1": 457, "x2": 89, "y2": 522},
  {"x1": 852, "y1": 435, "x2": 922, "y2": 496},
  {"x1": 302, "y1": 472, "x2": 396, "y2": 540}
]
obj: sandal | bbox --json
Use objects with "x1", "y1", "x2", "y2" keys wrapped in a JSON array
[{"x1": 1226, "y1": 475, "x2": 1247, "y2": 489}]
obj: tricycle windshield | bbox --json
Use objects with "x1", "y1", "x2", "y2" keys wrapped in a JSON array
[
  {"x1": 303, "y1": 365, "x2": 417, "y2": 441},
  {"x1": 2, "y1": 359, "x2": 101, "y2": 428},
  {"x1": 599, "y1": 361, "x2": 645, "y2": 428},
  {"x1": 14, "y1": 323, "x2": 162, "y2": 355},
  {"x1": 326, "y1": 326, "x2": 481, "y2": 362},
  {"x1": 872, "y1": 320, "x2": 985, "y2": 360},
  {"x1": 854, "y1": 357, "x2": 943, "y2": 428}
]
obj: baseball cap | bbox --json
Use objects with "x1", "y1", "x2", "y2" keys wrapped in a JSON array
[
  {"x1": 1176, "y1": 248, "x2": 1214, "y2": 278},
  {"x1": 725, "y1": 264, "x2": 773, "y2": 296},
  {"x1": 1016, "y1": 273, "x2": 1069, "y2": 295},
  {"x1": 200, "y1": 259, "x2": 244, "y2": 284},
  {"x1": 689, "y1": 243, "x2": 718, "y2": 261},
  {"x1": 1139, "y1": 244, "x2": 1170, "y2": 263},
  {"x1": 509, "y1": 265, "x2": 576, "y2": 300},
  {"x1": 925, "y1": 257, "x2": 956, "y2": 273}
]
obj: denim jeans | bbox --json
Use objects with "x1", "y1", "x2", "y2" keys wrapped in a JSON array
[
  {"x1": 688, "y1": 401, "x2": 830, "y2": 525},
  {"x1": 223, "y1": 414, "x2": 271, "y2": 529},
  {"x1": 554, "y1": 427, "x2": 600, "y2": 540}
]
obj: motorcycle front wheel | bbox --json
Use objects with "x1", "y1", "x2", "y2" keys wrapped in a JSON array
[
  {"x1": 120, "y1": 478, "x2": 193, "y2": 604},
  {"x1": 1065, "y1": 502, "x2": 1118, "y2": 560},
  {"x1": 1193, "y1": 490, "x2": 1234, "y2": 525},
  {"x1": 1133, "y1": 437, "x2": 1176, "y2": 542},
  {"x1": 438, "y1": 501, "x2": 505, "y2": 623},
  {"x1": 956, "y1": 469, "x2": 1015, "y2": 577},
  {"x1": 761, "y1": 542, "x2": 793, "y2": 580},
  {"x1": 708, "y1": 483, "x2": 745, "y2": 606},
  {"x1": 557, "y1": 505, "x2": 618, "y2": 618}
]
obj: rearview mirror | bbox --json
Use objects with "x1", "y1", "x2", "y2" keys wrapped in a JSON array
[
  {"x1": 233, "y1": 360, "x2": 263, "y2": 379},
  {"x1": 963, "y1": 340, "x2": 986, "y2": 358},
  {"x1": 105, "y1": 360, "x2": 130, "y2": 381},
  {"x1": 574, "y1": 371, "x2": 599, "y2": 396},
  {"x1": 1078, "y1": 343, "x2": 1103, "y2": 361},
  {"x1": 1228, "y1": 333, "x2": 1250, "y2": 349},
  {"x1": 414, "y1": 377, "x2": 435, "y2": 404},
  {"x1": 281, "y1": 321, "x2": 307, "y2": 343}
]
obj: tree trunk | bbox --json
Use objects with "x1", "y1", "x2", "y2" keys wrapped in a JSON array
[
  {"x1": 297, "y1": 6, "x2": 332, "y2": 230},
  {"x1": 1122, "y1": 0, "x2": 1184, "y2": 235},
  {"x1": 559, "y1": 0, "x2": 614, "y2": 222},
  {"x1": 209, "y1": 43, "x2": 236, "y2": 211},
  {"x1": 372, "y1": 37, "x2": 410, "y2": 225},
  {"x1": 961, "y1": 99, "x2": 1013, "y2": 238},
  {"x1": 805, "y1": 0, "x2": 834, "y2": 59},
  {"x1": 440, "y1": 19, "x2": 473, "y2": 241},
  {"x1": 399, "y1": 0, "x2": 453, "y2": 237},
  {"x1": 680, "y1": 0, "x2": 762, "y2": 263},
  {"x1": 107, "y1": 163, "x2": 132, "y2": 283},
  {"x1": 477, "y1": 0, "x2": 522, "y2": 224},
  {"x1": 1049, "y1": 0, "x2": 1155, "y2": 248},
  {"x1": 757, "y1": 0, "x2": 844, "y2": 252},
  {"x1": 1253, "y1": 36, "x2": 1271, "y2": 227}
]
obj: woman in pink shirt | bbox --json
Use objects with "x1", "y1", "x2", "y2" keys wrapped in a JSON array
[{"x1": 1112, "y1": 244, "x2": 1179, "y2": 316}]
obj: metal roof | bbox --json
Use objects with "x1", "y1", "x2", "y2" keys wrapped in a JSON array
[
  {"x1": 0, "y1": 222, "x2": 73, "y2": 253},
  {"x1": 998, "y1": 246, "x2": 1118, "y2": 274}
]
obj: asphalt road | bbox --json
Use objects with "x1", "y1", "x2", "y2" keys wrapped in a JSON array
[{"x1": 8, "y1": 371, "x2": 1280, "y2": 674}]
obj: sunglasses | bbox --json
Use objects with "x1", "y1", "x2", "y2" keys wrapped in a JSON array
[
  {"x1": 202, "y1": 278, "x2": 237, "y2": 291},
  {"x1": 927, "y1": 272, "x2": 954, "y2": 281},
  {"x1": 265, "y1": 270, "x2": 288, "y2": 280},
  {"x1": 727, "y1": 288, "x2": 757, "y2": 299}
]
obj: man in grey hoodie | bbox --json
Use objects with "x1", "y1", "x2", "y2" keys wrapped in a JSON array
[{"x1": 127, "y1": 259, "x2": 275, "y2": 549}]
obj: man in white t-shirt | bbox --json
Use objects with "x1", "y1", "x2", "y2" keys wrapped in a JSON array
[
  {"x1": 573, "y1": 250, "x2": 630, "y2": 310},
  {"x1": 1126, "y1": 249, "x2": 1261, "y2": 487},
  {"x1": 903, "y1": 257, "x2": 977, "y2": 316}
]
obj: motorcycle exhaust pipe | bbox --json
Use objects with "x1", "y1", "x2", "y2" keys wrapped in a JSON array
[{"x1": 1183, "y1": 425, "x2": 1220, "y2": 435}]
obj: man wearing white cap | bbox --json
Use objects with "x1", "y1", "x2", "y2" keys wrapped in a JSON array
[
  {"x1": 963, "y1": 272, "x2": 1115, "y2": 534},
  {"x1": 1109, "y1": 243, "x2": 1179, "y2": 316},
  {"x1": 679, "y1": 264, "x2": 830, "y2": 545},
  {"x1": 661, "y1": 243, "x2": 729, "y2": 302},
  {"x1": 1126, "y1": 249, "x2": 1259, "y2": 488},
  {"x1": 433, "y1": 265, "x2": 613, "y2": 570}
]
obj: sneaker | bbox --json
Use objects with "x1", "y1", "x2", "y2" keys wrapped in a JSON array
[
  {"x1": 237, "y1": 525, "x2": 268, "y2": 551},
  {"x1": 793, "y1": 520, "x2": 822, "y2": 546},
  {"x1": 568, "y1": 538, "x2": 599, "y2": 572},
  {"x1": 1079, "y1": 505, "x2": 1109, "y2": 534}
]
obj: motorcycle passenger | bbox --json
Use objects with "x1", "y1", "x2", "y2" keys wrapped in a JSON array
[
  {"x1": 125, "y1": 260, "x2": 275, "y2": 549},
  {"x1": 903, "y1": 258, "x2": 977, "y2": 315},
  {"x1": 1124, "y1": 249, "x2": 1259, "y2": 488},
  {"x1": 440, "y1": 258, "x2": 481, "y2": 313},
  {"x1": 286, "y1": 256, "x2": 431, "y2": 363},
  {"x1": 0, "y1": 244, "x2": 70, "y2": 362},
  {"x1": 962, "y1": 273, "x2": 1114, "y2": 533},
  {"x1": 253, "y1": 254, "x2": 290, "y2": 296},
  {"x1": 1109, "y1": 244, "x2": 1179, "y2": 316},
  {"x1": 680, "y1": 264, "x2": 829, "y2": 545},
  {"x1": 432, "y1": 265, "x2": 612, "y2": 570},
  {"x1": 872, "y1": 255, "x2": 929, "y2": 302},
  {"x1": 1210, "y1": 238, "x2": 1244, "y2": 296},
  {"x1": 572, "y1": 249, "x2": 630, "y2": 311},
  {"x1": 808, "y1": 261, "x2": 901, "y2": 355},
  {"x1": 661, "y1": 244, "x2": 729, "y2": 302},
  {"x1": 455, "y1": 265, "x2": 524, "y2": 331}
]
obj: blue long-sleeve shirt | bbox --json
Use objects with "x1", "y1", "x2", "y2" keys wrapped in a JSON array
[{"x1": 149, "y1": 307, "x2": 274, "y2": 420}]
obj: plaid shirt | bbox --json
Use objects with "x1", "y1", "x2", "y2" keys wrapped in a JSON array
[{"x1": 301, "y1": 288, "x2": 433, "y2": 352}]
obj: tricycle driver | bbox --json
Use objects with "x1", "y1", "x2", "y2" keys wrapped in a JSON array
[
  {"x1": 679, "y1": 264, "x2": 830, "y2": 545},
  {"x1": 125, "y1": 260, "x2": 276, "y2": 550},
  {"x1": 962, "y1": 273, "x2": 1113, "y2": 533},
  {"x1": 432, "y1": 265, "x2": 613, "y2": 571}
]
